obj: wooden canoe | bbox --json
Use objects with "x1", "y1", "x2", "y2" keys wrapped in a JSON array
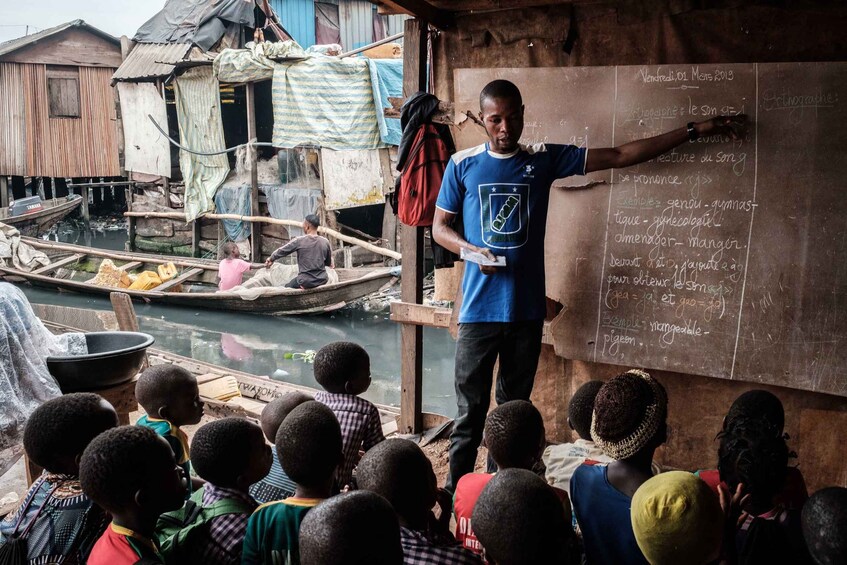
[
  {"x1": 1, "y1": 237, "x2": 398, "y2": 315},
  {"x1": 0, "y1": 196, "x2": 82, "y2": 236}
]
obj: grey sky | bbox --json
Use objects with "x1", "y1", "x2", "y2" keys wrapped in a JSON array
[{"x1": 0, "y1": 0, "x2": 165, "y2": 43}]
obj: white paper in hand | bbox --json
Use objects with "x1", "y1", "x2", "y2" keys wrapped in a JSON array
[{"x1": 460, "y1": 248, "x2": 507, "y2": 267}]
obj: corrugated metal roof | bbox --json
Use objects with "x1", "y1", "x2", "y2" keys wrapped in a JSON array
[
  {"x1": 271, "y1": 0, "x2": 317, "y2": 48},
  {"x1": 0, "y1": 19, "x2": 119, "y2": 58},
  {"x1": 112, "y1": 43, "x2": 192, "y2": 82}
]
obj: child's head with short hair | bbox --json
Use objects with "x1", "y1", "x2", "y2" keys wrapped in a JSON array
[
  {"x1": 260, "y1": 391, "x2": 312, "y2": 443},
  {"x1": 299, "y1": 491, "x2": 403, "y2": 565},
  {"x1": 591, "y1": 369, "x2": 668, "y2": 461},
  {"x1": 135, "y1": 365, "x2": 204, "y2": 426},
  {"x1": 190, "y1": 417, "x2": 272, "y2": 491},
  {"x1": 356, "y1": 439, "x2": 437, "y2": 526},
  {"x1": 276, "y1": 401, "x2": 342, "y2": 492},
  {"x1": 631, "y1": 471, "x2": 724, "y2": 565},
  {"x1": 472, "y1": 468, "x2": 572, "y2": 564},
  {"x1": 80, "y1": 426, "x2": 186, "y2": 522},
  {"x1": 802, "y1": 487, "x2": 847, "y2": 565},
  {"x1": 313, "y1": 341, "x2": 371, "y2": 395},
  {"x1": 483, "y1": 400, "x2": 545, "y2": 470},
  {"x1": 718, "y1": 416, "x2": 789, "y2": 511},
  {"x1": 568, "y1": 380, "x2": 605, "y2": 441},
  {"x1": 725, "y1": 389, "x2": 784, "y2": 432},
  {"x1": 23, "y1": 393, "x2": 118, "y2": 475},
  {"x1": 222, "y1": 241, "x2": 240, "y2": 259}
]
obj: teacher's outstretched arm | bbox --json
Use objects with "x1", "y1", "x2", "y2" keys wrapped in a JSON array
[{"x1": 585, "y1": 114, "x2": 748, "y2": 173}]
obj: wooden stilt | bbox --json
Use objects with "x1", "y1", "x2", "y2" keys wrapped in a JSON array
[
  {"x1": 399, "y1": 17, "x2": 428, "y2": 435},
  {"x1": 246, "y1": 83, "x2": 262, "y2": 262},
  {"x1": 128, "y1": 216, "x2": 137, "y2": 251},
  {"x1": 192, "y1": 220, "x2": 202, "y2": 258},
  {"x1": 0, "y1": 176, "x2": 8, "y2": 209}
]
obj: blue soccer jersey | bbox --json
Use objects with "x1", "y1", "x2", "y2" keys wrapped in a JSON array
[{"x1": 436, "y1": 143, "x2": 587, "y2": 323}]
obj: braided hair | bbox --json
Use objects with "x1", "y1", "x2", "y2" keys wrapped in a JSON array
[{"x1": 717, "y1": 415, "x2": 792, "y2": 509}]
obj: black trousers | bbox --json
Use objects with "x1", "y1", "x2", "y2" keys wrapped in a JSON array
[{"x1": 445, "y1": 319, "x2": 544, "y2": 492}]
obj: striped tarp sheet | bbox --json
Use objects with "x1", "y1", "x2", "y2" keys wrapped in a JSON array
[{"x1": 272, "y1": 56, "x2": 384, "y2": 151}]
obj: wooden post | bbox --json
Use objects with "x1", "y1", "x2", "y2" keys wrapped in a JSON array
[
  {"x1": 217, "y1": 220, "x2": 224, "y2": 258},
  {"x1": 382, "y1": 199, "x2": 398, "y2": 254},
  {"x1": 128, "y1": 215, "x2": 137, "y2": 251},
  {"x1": 399, "y1": 17, "x2": 428, "y2": 435},
  {"x1": 246, "y1": 82, "x2": 261, "y2": 262},
  {"x1": 11, "y1": 176, "x2": 25, "y2": 199},
  {"x1": 81, "y1": 186, "x2": 90, "y2": 224},
  {"x1": 191, "y1": 220, "x2": 202, "y2": 258},
  {"x1": 0, "y1": 176, "x2": 8, "y2": 209},
  {"x1": 162, "y1": 177, "x2": 171, "y2": 208},
  {"x1": 109, "y1": 290, "x2": 145, "y2": 412}
]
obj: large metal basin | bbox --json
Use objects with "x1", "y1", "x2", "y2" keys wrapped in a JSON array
[{"x1": 47, "y1": 331, "x2": 154, "y2": 392}]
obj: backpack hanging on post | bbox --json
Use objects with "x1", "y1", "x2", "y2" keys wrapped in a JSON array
[
  {"x1": 396, "y1": 123, "x2": 451, "y2": 227},
  {"x1": 154, "y1": 486, "x2": 251, "y2": 564}
]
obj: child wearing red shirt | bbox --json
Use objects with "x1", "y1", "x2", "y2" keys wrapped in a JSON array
[
  {"x1": 453, "y1": 400, "x2": 570, "y2": 560},
  {"x1": 81, "y1": 426, "x2": 187, "y2": 565}
]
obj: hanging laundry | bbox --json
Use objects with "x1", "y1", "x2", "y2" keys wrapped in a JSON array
[{"x1": 174, "y1": 67, "x2": 229, "y2": 222}]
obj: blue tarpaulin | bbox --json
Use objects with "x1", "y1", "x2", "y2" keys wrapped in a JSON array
[
  {"x1": 214, "y1": 184, "x2": 252, "y2": 241},
  {"x1": 367, "y1": 58, "x2": 403, "y2": 146}
]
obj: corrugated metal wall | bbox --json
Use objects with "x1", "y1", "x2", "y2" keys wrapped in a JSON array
[
  {"x1": 0, "y1": 63, "x2": 120, "y2": 177},
  {"x1": 339, "y1": 1, "x2": 373, "y2": 51},
  {"x1": 0, "y1": 63, "x2": 26, "y2": 176},
  {"x1": 272, "y1": 0, "x2": 407, "y2": 50},
  {"x1": 383, "y1": 12, "x2": 408, "y2": 37},
  {"x1": 271, "y1": 0, "x2": 317, "y2": 49}
]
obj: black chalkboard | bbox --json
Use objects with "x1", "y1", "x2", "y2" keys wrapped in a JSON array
[{"x1": 454, "y1": 63, "x2": 847, "y2": 397}]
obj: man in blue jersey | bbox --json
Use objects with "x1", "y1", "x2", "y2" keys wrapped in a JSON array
[{"x1": 433, "y1": 79, "x2": 746, "y2": 492}]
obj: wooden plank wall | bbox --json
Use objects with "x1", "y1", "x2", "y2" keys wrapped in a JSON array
[
  {"x1": 7, "y1": 63, "x2": 121, "y2": 178},
  {"x1": 0, "y1": 63, "x2": 27, "y2": 176}
]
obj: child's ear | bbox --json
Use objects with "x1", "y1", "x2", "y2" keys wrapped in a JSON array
[
  {"x1": 567, "y1": 417, "x2": 574, "y2": 431},
  {"x1": 157, "y1": 406, "x2": 169, "y2": 420},
  {"x1": 133, "y1": 488, "x2": 146, "y2": 509},
  {"x1": 344, "y1": 380, "x2": 354, "y2": 394}
]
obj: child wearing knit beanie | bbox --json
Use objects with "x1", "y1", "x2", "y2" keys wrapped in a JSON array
[{"x1": 570, "y1": 369, "x2": 668, "y2": 565}]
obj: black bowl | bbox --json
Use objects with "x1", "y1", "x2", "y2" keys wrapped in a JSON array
[{"x1": 46, "y1": 331, "x2": 155, "y2": 392}]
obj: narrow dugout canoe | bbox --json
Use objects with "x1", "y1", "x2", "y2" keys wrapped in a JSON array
[
  {"x1": 0, "y1": 237, "x2": 397, "y2": 315},
  {"x1": 0, "y1": 196, "x2": 82, "y2": 237}
]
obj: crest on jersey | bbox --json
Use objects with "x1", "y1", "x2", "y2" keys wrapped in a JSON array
[{"x1": 478, "y1": 183, "x2": 530, "y2": 249}]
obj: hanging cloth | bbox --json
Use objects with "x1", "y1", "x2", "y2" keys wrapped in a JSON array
[{"x1": 174, "y1": 67, "x2": 230, "y2": 222}]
